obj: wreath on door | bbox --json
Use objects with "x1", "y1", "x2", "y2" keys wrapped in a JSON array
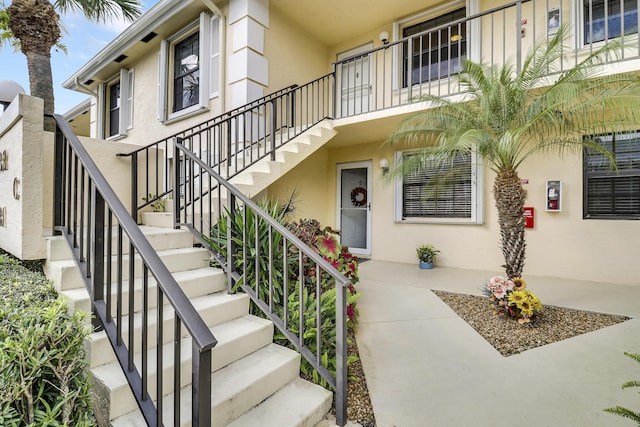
[{"x1": 350, "y1": 187, "x2": 367, "y2": 207}]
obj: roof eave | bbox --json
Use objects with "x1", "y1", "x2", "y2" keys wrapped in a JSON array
[{"x1": 62, "y1": 0, "x2": 191, "y2": 91}]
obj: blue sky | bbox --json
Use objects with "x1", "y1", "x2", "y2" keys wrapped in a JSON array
[{"x1": 0, "y1": 1, "x2": 159, "y2": 114}]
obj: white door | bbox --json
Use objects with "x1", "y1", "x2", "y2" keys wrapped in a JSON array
[
  {"x1": 337, "y1": 44, "x2": 372, "y2": 117},
  {"x1": 337, "y1": 161, "x2": 372, "y2": 256}
]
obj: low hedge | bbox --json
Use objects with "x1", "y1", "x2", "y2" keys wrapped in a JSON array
[{"x1": 0, "y1": 252, "x2": 95, "y2": 426}]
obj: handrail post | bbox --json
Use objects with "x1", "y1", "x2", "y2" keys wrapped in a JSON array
[
  {"x1": 174, "y1": 138, "x2": 182, "y2": 228},
  {"x1": 226, "y1": 192, "x2": 237, "y2": 293},
  {"x1": 335, "y1": 282, "x2": 348, "y2": 427},
  {"x1": 53, "y1": 124, "x2": 64, "y2": 235},
  {"x1": 192, "y1": 346, "x2": 212, "y2": 426},
  {"x1": 270, "y1": 99, "x2": 277, "y2": 161},
  {"x1": 92, "y1": 187, "x2": 105, "y2": 332},
  {"x1": 131, "y1": 151, "x2": 139, "y2": 223}
]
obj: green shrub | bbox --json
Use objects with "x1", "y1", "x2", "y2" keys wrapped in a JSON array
[
  {"x1": 206, "y1": 197, "x2": 361, "y2": 389},
  {"x1": 604, "y1": 352, "x2": 640, "y2": 425},
  {"x1": 0, "y1": 258, "x2": 95, "y2": 426}
]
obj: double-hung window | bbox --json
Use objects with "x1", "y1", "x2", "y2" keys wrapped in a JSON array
[
  {"x1": 395, "y1": 150, "x2": 483, "y2": 223},
  {"x1": 583, "y1": 131, "x2": 640, "y2": 218},
  {"x1": 100, "y1": 68, "x2": 133, "y2": 139},
  {"x1": 158, "y1": 12, "x2": 220, "y2": 122},
  {"x1": 402, "y1": 7, "x2": 467, "y2": 87},
  {"x1": 583, "y1": 0, "x2": 639, "y2": 44}
]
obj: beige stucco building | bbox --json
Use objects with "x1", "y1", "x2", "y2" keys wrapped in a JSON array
[{"x1": 47, "y1": 0, "x2": 640, "y2": 285}]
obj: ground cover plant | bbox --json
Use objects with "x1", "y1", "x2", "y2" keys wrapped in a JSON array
[{"x1": 0, "y1": 250, "x2": 95, "y2": 426}]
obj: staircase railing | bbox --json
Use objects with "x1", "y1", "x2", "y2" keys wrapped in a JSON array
[
  {"x1": 51, "y1": 114, "x2": 217, "y2": 426},
  {"x1": 174, "y1": 140, "x2": 350, "y2": 426},
  {"x1": 118, "y1": 78, "x2": 333, "y2": 222}
]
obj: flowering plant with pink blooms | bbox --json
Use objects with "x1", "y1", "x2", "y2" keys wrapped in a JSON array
[{"x1": 483, "y1": 276, "x2": 542, "y2": 323}]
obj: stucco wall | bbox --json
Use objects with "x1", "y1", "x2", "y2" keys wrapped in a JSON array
[
  {"x1": 264, "y1": 134, "x2": 640, "y2": 285},
  {"x1": 0, "y1": 95, "x2": 46, "y2": 259},
  {"x1": 0, "y1": 95, "x2": 159, "y2": 260}
]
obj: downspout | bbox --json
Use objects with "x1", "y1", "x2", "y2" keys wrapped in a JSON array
[{"x1": 200, "y1": 0, "x2": 226, "y2": 111}]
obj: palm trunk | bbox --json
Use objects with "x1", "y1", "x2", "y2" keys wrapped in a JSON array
[
  {"x1": 25, "y1": 49, "x2": 55, "y2": 129},
  {"x1": 8, "y1": 0, "x2": 60, "y2": 131},
  {"x1": 493, "y1": 168, "x2": 527, "y2": 278}
]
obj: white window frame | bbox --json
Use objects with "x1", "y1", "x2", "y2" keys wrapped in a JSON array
[
  {"x1": 98, "y1": 68, "x2": 133, "y2": 140},
  {"x1": 574, "y1": 0, "x2": 639, "y2": 47},
  {"x1": 390, "y1": 0, "x2": 479, "y2": 91},
  {"x1": 394, "y1": 149, "x2": 483, "y2": 224},
  {"x1": 158, "y1": 12, "x2": 221, "y2": 123}
]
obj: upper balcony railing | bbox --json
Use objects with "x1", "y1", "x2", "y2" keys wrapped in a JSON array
[{"x1": 334, "y1": 0, "x2": 640, "y2": 117}]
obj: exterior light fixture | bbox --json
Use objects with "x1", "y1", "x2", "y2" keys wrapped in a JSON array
[
  {"x1": 379, "y1": 31, "x2": 389, "y2": 45},
  {"x1": 379, "y1": 158, "x2": 390, "y2": 175}
]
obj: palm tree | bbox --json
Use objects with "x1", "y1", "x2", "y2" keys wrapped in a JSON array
[
  {"x1": 387, "y1": 26, "x2": 640, "y2": 279},
  {"x1": 5, "y1": 0, "x2": 142, "y2": 128}
]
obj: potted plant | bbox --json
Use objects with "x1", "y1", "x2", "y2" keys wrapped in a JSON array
[{"x1": 416, "y1": 244, "x2": 439, "y2": 269}]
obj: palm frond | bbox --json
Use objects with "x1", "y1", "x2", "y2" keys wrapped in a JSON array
[{"x1": 54, "y1": 0, "x2": 142, "y2": 22}]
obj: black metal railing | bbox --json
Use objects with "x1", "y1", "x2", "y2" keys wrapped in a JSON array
[
  {"x1": 174, "y1": 140, "x2": 350, "y2": 425},
  {"x1": 117, "y1": 81, "x2": 331, "y2": 222},
  {"x1": 51, "y1": 114, "x2": 217, "y2": 426},
  {"x1": 333, "y1": 0, "x2": 640, "y2": 115}
]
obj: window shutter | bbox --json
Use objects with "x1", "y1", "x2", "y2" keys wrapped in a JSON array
[
  {"x1": 198, "y1": 12, "x2": 211, "y2": 108},
  {"x1": 119, "y1": 68, "x2": 130, "y2": 135},
  {"x1": 209, "y1": 15, "x2": 220, "y2": 98},
  {"x1": 97, "y1": 83, "x2": 106, "y2": 139},
  {"x1": 158, "y1": 43, "x2": 168, "y2": 122},
  {"x1": 126, "y1": 69, "x2": 134, "y2": 130}
]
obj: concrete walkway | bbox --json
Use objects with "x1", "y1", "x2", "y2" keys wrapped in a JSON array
[{"x1": 354, "y1": 261, "x2": 640, "y2": 427}]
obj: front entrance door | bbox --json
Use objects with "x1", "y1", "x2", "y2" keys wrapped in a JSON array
[
  {"x1": 337, "y1": 44, "x2": 372, "y2": 117},
  {"x1": 337, "y1": 161, "x2": 372, "y2": 256}
]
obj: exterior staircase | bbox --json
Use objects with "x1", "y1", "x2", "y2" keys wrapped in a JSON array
[
  {"x1": 143, "y1": 119, "x2": 337, "y2": 229},
  {"x1": 44, "y1": 223, "x2": 333, "y2": 426}
]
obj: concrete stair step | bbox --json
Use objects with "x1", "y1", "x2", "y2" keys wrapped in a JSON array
[
  {"x1": 227, "y1": 377, "x2": 333, "y2": 427},
  {"x1": 44, "y1": 246, "x2": 210, "y2": 291},
  {"x1": 111, "y1": 343, "x2": 301, "y2": 427},
  {"x1": 61, "y1": 266, "x2": 226, "y2": 317},
  {"x1": 46, "y1": 227, "x2": 195, "y2": 261},
  {"x1": 88, "y1": 292, "x2": 250, "y2": 368},
  {"x1": 94, "y1": 315, "x2": 275, "y2": 420}
]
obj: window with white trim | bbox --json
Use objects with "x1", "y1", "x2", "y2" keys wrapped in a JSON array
[
  {"x1": 100, "y1": 68, "x2": 133, "y2": 140},
  {"x1": 583, "y1": 0, "x2": 638, "y2": 44},
  {"x1": 158, "y1": 12, "x2": 220, "y2": 122},
  {"x1": 401, "y1": 7, "x2": 467, "y2": 87},
  {"x1": 583, "y1": 131, "x2": 640, "y2": 218},
  {"x1": 395, "y1": 150, "x2": 483, "y2": 223}
]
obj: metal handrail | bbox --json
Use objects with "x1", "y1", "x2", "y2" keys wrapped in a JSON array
[
  {"x1": 174, "y1": 140, "x2": 350, "y2": 426},
  {"x1": 51, "y1": 114, "x2": 217, "y2": 426},
  {"x1": 115, "y1": 84, "x2": 300, "y2": 220}
]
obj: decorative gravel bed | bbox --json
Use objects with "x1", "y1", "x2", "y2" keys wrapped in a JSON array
[
  {"x1": 346, "y1": 328, "x2": 376, "y2": 427},
  {"x1": 432, "y1": 290, "x2": 631, "y2": 357}
]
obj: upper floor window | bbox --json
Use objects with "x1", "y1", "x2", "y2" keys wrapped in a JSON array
[
  {"x1": 402, "y1": 7, "x2": 467, "y2": 87},
  {"x1": 173, "y1": 32, "x2": 200, "y2": 112},
  {"x1": 583, "y1": 0, "x2": 639, "y2": 44},
  {"x1": 395, "y1": 150, "x2": 483, "y2": 223},
  {"x1": 584, "y1": 131, "x2": 640, "y2": 218},
  {"x1": 159, "y1": 12, "x2": 220, "y2": 123},
  {"x1": 100, "y1": 68, "x2": 133, "y2": 140}
]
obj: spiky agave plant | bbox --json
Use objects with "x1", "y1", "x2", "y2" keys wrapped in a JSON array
[{"x1": 387, "y1": 25, "x2": 640, "y2": 278}]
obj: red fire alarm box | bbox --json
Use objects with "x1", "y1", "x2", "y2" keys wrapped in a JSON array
[{"x1": 523, "y1": 207, "x2": 535, "y2": 229}]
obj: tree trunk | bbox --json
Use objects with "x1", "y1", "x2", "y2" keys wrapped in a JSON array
[
  {"x1": 7, "y1": 0, "x2": 60, "y2": 131},
  {"x1": 493, "y1": 168, "x2": 527, "y2": 278}
]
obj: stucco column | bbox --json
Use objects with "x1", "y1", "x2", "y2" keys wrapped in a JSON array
[{"x1": 228, "y1": 0, "x2": 269, "y2": 108}]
